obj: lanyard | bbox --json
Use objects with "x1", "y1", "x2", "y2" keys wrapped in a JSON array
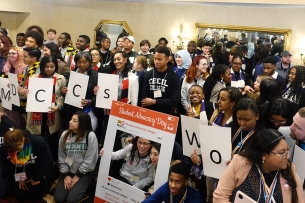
[
  {"x1": 170, "y1": 187, "x2": 187, "y2": 203},
  {"x1": 152, "y1": 70, "x2": 168, "y2": 82},
  {"x1": 232, "y1": 128, "x2": 254, "y2": 155},
  {"x1": 256, "y1": 164, "x2": 279, "y2": 203}
]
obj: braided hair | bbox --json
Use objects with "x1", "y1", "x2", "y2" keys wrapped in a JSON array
[{"x1": 282, "y1": 66, "x2": 305, "y2": 105}]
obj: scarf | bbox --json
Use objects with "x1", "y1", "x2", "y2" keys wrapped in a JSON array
[
  {"x1": 8, "y1": 143, "x2": 32, "y2": 165},
  {"x1": 175, "y1": 50, "x2": 192, "y2": 70},
  {"x1": 192, "y1": 100, "x2": 208, "y2": 121},
  {"x1": 30, "y1": 74, "x2": 56, "y2": 126},
  {"x1": 20, "y1": 62, "x2": 40, "y2": 110},
  {"x1": 62, "y1": 44, "x2": 75, "y2": 64},
  {"x1": 113, "y1": 70, "x2": 129, "y2": 103},
  {"x1": 230, "y1": 68, "x2": 245, "y2": 88},
  {"x1": 93, "y1": 62, "x2": 101, "y2": 72},
  {"x1": 212, "y1": 112, "x2": 232, "y2": 127}
]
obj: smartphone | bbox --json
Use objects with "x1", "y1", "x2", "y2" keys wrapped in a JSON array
[{"x1": 234, "y1": 191, "x2": 256, "y2": 203}]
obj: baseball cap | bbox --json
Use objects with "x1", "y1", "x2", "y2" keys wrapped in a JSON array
[
  {"x1": 280, "y1": 50, "x2": 292, "y2": 57},
  {"x1": 123, "y1": 35, "x2": 135, "y2": 44}
]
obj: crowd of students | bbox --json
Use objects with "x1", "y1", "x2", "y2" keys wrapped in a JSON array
[{"x1": 0, "y1": 25, "x2": 305, "y2": 203}]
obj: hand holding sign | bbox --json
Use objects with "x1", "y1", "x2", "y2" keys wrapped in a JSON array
[
  {"x1": 187, "y1": 106, "x2": 195, "y2": 118},
  {"x1": 191, "y1": 149, "x2": 201, "y2": 165},
  {"x1": 0, "y1": 77, "x2": 12, "y2": 110}
]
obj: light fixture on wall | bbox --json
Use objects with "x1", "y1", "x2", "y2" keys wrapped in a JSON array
[
  {"x1": 299, "y1": 46, "x2": 305, "y2": 60},
  {"x1": 173, "y1": 24, "x2": 185, "y2": 50}
]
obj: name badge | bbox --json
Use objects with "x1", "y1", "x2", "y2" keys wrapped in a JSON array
[
  {"x1": 154, "y1": 90, "x2": 162, "y2": 98},
  {"x1": 15, "y1": 172, "x2": 27, "y2": 182},
  {"x1": 130, "y1": 175, "x2": 140, "y2": 182},
  {"x1": 65, "y1": 156, "x2": 73, "y2": 167}
]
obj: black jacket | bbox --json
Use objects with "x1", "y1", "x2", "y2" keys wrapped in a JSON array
[
  {"x1": 0, "y1": 131, "x2": 53, "y2": 181},
  {"x1": 142, "y1": 67, "x2": 181, "y2": 115},
  {"x1": 0, "y1": 116, "x2": 15, "y2": 140}
]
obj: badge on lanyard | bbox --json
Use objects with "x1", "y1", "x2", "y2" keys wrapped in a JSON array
[
  {"x1": 65, "y1": 156, "x2": 73, "y2": 167},
  {"x1": 15, "y1": 172, "x2": 27, "y2": 182},
  {"x1": 129, "y1": 175, "x2": 140, "y2": 182},
  {"x1": 154, "y1": 90, "x2": 162, "y2": 98}
]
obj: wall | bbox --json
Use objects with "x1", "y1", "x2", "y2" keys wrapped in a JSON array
[{"x1": 1, "y1": 0, "x2": 305, "y2": 64}]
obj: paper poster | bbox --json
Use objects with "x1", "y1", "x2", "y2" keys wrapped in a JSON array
[
  {"x1": 26, "y1": 77, "x2": 53, "y2": 112},
  {"x1": 0, "y1": 77, "x2": 12, "y2": 110},
  {"x1": 278, "y1": 126, "x2": 295, "y2": 151},
  {"x1": 8, "y1": 73, "x2": 20, "y2": 106},
  {"x1": 181, "y1": 115, "x2": 208, "y2": 157},
  {"x1": 293, "y1": 145, "x2": 305, "y2": 196},
  {"x1": 64, "y1": 71, "x2": 89, "y2": 108},
  {"x1": 199, "y1": 125, "x2": 231, "y2": 179},
  {"x1": 95, "y1": 101, "x2": 178, "y2": 203},
  {"x1": 95, "y1": 73, "x2": 119, "y2": 109}
]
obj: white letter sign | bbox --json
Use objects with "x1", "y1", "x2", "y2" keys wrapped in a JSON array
[
  {"x1": 0, "y1": 77, "x2": 12, "y2": 110},
  {"x1": 95, "y1": 73, "x2": 119, "y2": 109},
  {"x1": 8, "y1": 73, "x2": 20, "y2": 106},
  {"x1": 64, "y1": 71, "x2": 89, "y2": 108},
  {"x1": 200, "y1": 125, "x2": 231, "y2": 179},
  {"x1": 293, "y1": 145, "x2": 305, "y2": 196},
  {"x1": 26, "y1": 77, "x2": 53, "y2": 112},
  {"x1": 181, "y1": 115, "x2": 207, "y2": 157}
]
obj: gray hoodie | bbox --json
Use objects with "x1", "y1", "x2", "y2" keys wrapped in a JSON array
[
  {"x1": 112, "y1": 144, "x2": 155, "y2": 189},
  {"x1": 58, "y1": 131, "x2": 98, "y2": 176}
]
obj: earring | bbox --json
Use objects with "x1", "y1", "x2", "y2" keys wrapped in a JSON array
[
  {"x1": 231, "y1": 106, "x2": 233, "y2": 110},
  {"x1": 221, "y1": 78, "x2": 223, "y2": 83},
  {"x1": 262, "y1": 160, "x2": 265, "y2": 164}
]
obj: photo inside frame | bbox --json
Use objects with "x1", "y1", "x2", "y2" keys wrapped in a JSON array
[{"x1": 107, "y1": 128, "x2": 162, "y2": 194}]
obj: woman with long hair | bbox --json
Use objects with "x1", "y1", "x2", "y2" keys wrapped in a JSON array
[
  {"x1": 181, "y1": 56, "x2": 209, "y2": 111},
  {"x1": 203, "y1": 64, "x2": 232, "y2": 103},
  {"x1": 43, "y1": 42, "x2": 70, "y2": 76},
  {"x1": 1, "y1": 47, "x2": 25, "y2": 76},
  {"x1": 247, "y1": 73, "x2": 272, "y2": 101},
  {"x1": 257, "y1": 78, "x2": 282, "y2": 115},
  {"x1": 100, "y1": 136, "x2": 154, "y2": 190},
  {"x1": 0, "y1": 35, "x2": 12, "y2": 73},
  {"x1": 25, "y1": 55, "x2": 66, "y2": 161},
  {"x1": 282, "y1": 65, "x2": 305, "y2": 116},
  {"x1": 54, "y1": 111, "x2": 98, "y2": 203},
  {"x1": 214, "y1": 129, "x2": 304, "y2": 202},
  {"x1": 264, "y1": 98, "x2": 293, "y2": 130},
  {"x1": 231, "y1": 97, "x2": 264, "y2": 155},
  {"x1": 212, "y1": 42, "x2": 223, "y2": 64}
]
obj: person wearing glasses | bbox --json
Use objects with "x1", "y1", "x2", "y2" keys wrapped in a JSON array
[
  {"x1": 264, "y1": 98, "x2": 293, "y2": 130},
  {"x1": 214, "y1": 129, "x2": 304, "y2": 203},
  {"x1": 100, "y1": 136, "x2": 155, "y2": 190}
]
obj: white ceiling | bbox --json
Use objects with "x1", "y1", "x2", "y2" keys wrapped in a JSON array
[{"x1": 101, "y1": 0, "x2": 305, "y2": 7}]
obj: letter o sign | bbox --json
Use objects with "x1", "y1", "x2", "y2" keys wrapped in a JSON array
[{"x1": 210, "y1": 150, "x2": 221, "y2": 164}]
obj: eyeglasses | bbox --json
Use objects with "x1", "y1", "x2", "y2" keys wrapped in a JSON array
[
  {"x1": 8, "y1": 52, "x2": 18, "y2": 56},
  {"x1": 270, "y1": 148, "x2": 291, "y2": 159},
  {"x1": 137, "y1": 141, "x2": 151, "y2": 147},
  {"x1": 269, "y1": 118, "x2": 286, "y2": 125}
]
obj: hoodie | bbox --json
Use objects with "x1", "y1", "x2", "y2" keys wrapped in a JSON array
[
  {"x1": 142, "y1": 67, "x2": 181, "y2": 115},
  {"x1": 58, "y1": 131, "x2": 98, "y2": 177}
]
